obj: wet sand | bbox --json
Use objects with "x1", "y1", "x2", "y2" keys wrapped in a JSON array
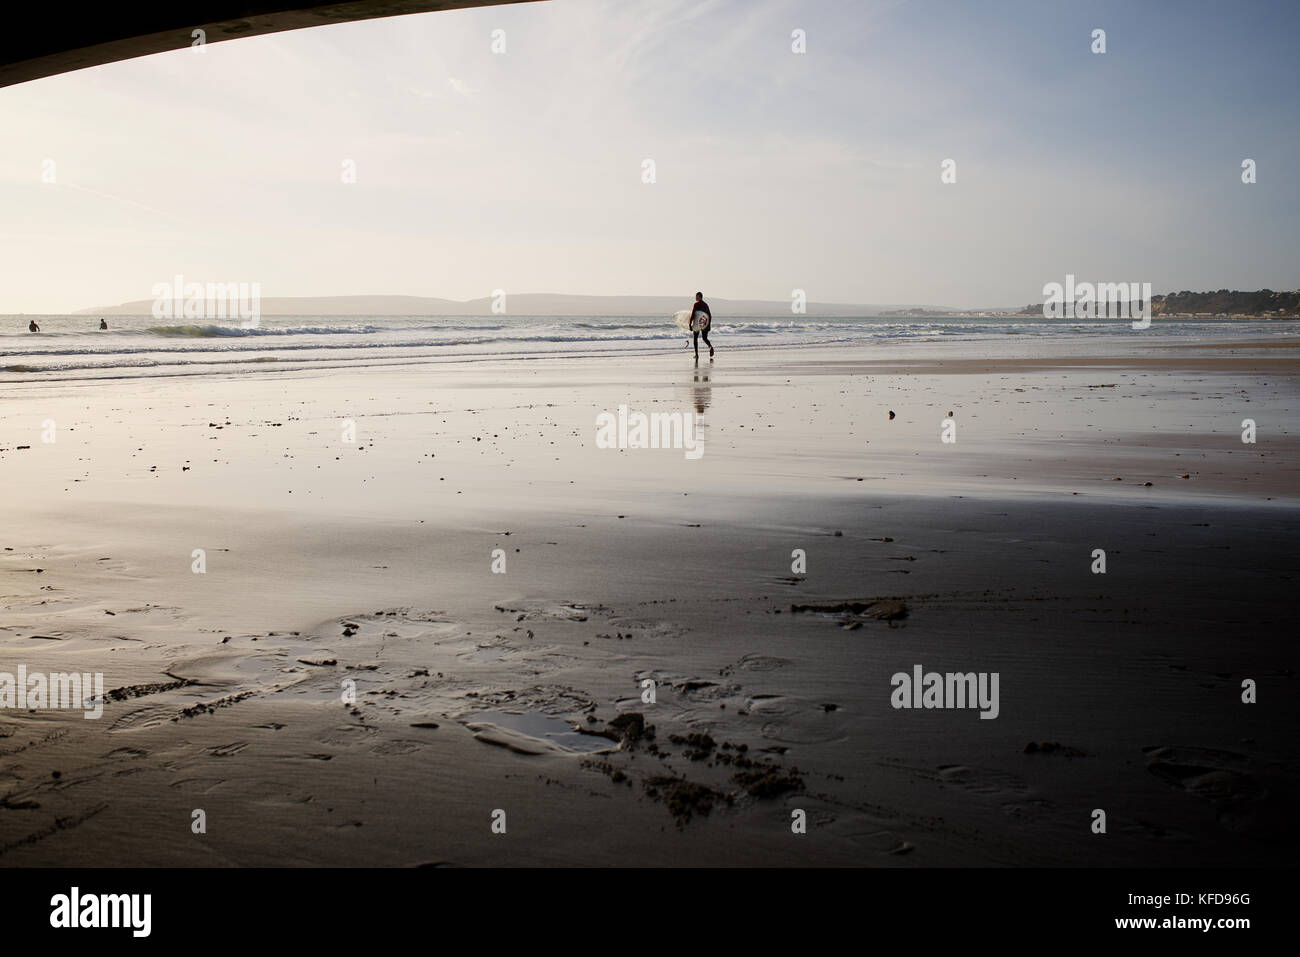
[{"x1": 1, "y1": 341, "x2": 1297, "y2": 866}]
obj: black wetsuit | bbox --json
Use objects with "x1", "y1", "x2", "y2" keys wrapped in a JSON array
[{"x1": 690, "y1": 300, "x2": 712, "y2": 357}]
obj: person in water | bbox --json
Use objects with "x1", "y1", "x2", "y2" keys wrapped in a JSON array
[
  {"x1": 99, "y1": 319, "x2": 108, "y2": 330},
  {"x1": 28, "y1": 319, "x2": 40, "y2": 332},
  {"x1": 688, "y1": 292, "x2": 713, "y2": 360}
]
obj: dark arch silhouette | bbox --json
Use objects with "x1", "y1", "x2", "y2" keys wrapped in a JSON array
[{"x1": 0, "y1": 0, "x2": 542, "y2": 90}]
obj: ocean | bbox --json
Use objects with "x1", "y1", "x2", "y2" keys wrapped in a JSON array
[{"x1": 2, "y1": 313, "x2": 1294, "y2": 380}]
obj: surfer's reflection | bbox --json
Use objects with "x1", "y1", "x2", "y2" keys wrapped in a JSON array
[{"x1": 690, "y1": 370, "x2": 711, "y2": 415}]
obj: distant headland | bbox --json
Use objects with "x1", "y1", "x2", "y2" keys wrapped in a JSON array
[{"x1": 1010, "y1": 289, "x2": 1300, "y2": 319}]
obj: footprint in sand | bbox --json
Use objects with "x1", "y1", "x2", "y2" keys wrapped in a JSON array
[
  {"x1": 465, "y1": 685, "x2": 596, "y2": 715},
  {"x1": 250, "y1": 791, "x2": 317, "y2": 809},
  {"x1": 997, "y1": 798, "x2": 1057, "y2": 822},
  {"x1": 318, "y1": 610, "x2": 463, "y2": 642},
  {"x1": 880, "y1": 761, "x2": 1030, "y2": 799},
  {"x1": 456, "y1": 637, "x2": 518, "y2": 663},
  {"x1": 514, "y1": 650, "x2": 583, "y2": 676},
  {"x1": 756, "y1": 697, "x2": 849, "y2": 745},
  {"x1": 103, "y1": 746, "x2": 150, "y2": 759},
  {"x1": 747, "y1": 694, "x2": 795, "y2": 715},
  {"x1": 165, "y1": 776, "x2": 230, "y2": 794},
  {"x1": 492, "y1": 601, "x2": 600, "y2": 623},
  {"x1": 369, "y1": 739, "x2": 428, "y2": 755},
  {"x1": 205, "y1": 741, "x2": 250, "y2": 757},
  {"x1": 107, "y1": 704, "x2": 176, "y2": 733},
  {"x1": 845, "y1": 828, "x2": 918, "y2": 855},
  {"x1": 605, "y1": 616, "x2": 685, "y2": 640},
  {"x1": 935, "y1": 764, "x2": 1030, "y2": 796},
  {"x1": 317, "y1": 725, "x2": 378, "y2": 746},
  {"x1": 719, "y1": 654, "x2": 795, "y2": 677},
  {"x1": 1143, "y1": 745, "x2": 1265, "y2": 832},
  {"x1": 676, "y1": 680, "x2": 741, "y2": 703}
]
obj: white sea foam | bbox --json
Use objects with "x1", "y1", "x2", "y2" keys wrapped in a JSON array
[{"x1": 1, "y1": 314, "x2": 1293, "y2": 379}]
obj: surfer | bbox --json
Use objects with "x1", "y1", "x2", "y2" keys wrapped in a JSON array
[
  {"x1": 28, "y1": 319, "x2": 40, "y2": 332},
  {"x1": 99, "y1": 319, "x2": 108, "y2": 330},
  {"x1": 688, "y1": 292, "x2": 713, "y2": 360}
]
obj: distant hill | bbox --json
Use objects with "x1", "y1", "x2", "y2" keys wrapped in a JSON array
[
  {"x1": 1150, "y1": 290, "x2": 1300, "y2": 317},
  {"x1": 76, "y1": 293, "x2": 937, "y2": 318}
]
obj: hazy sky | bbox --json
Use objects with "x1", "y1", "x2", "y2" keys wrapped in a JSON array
[{"x1": 1, "y1": 0, "x2": 1297, "y2": 313}]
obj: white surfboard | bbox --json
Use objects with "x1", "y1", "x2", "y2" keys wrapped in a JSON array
[{"x1": 673, "y1": 309, "x2": 709, "y2": 332}]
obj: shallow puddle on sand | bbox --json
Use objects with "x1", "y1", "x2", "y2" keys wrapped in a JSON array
[{"x1": 462, "y1": 709, "x2": 613, "y2": 754}]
